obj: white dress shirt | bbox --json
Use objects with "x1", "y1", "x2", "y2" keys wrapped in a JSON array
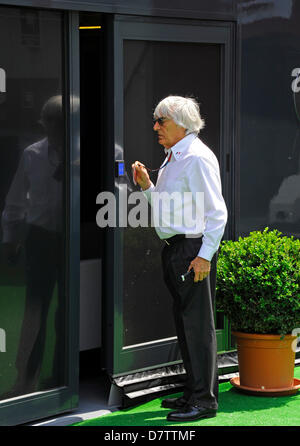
[
  {"x1": 143, "y1": 133, "x2": 228, "y2": 261},
  {"x1": 2, "y1": 138, "x2": 63, "y2": 243}
]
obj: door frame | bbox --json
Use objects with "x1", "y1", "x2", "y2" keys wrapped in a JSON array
[
  {"x1": 0, "y1": 10, "x2": 80, "y2": 425},
  {"x1": 104, "y1": 14, "x2": 237, "y2": 377}
]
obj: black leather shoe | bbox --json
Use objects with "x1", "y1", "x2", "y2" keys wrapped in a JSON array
[
  {"x1": 161, "y1": 396, "x2": 187, "y2": 409},
  {"x1": 167, "y1": 405, "x2": 217, "y2": 422}
]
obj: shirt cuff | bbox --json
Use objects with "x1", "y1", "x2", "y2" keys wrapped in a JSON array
[
  {"x1": 141, "y1": 183, "x2": 155, "y2": 202},
  {"x1": 197, "y1": 244, "x2": 216, "y2": 262},
  {"x1": 2, "y1": 230, "x2": 19, "y2": 244}
]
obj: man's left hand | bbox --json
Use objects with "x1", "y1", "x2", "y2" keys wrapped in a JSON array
[{"x1": 188, "y1": 256, "x2": 211, "y2": 282}]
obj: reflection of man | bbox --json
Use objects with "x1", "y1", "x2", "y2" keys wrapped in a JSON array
[
  {"x1": 132, "y1": 96, "x2": 227, "y2": 422},
  {"x1": 269, "y1": 149, "x2": 300, "y2": 234},
  {"x1": 1, "y1": 95, "x2": 65, "y2": 398}
]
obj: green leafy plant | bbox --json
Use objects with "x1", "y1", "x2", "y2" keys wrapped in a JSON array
[{"x1": 216, "y1": 228, "x2": 300, "y2": 334}]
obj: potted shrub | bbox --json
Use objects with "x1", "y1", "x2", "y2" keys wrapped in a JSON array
[{"x1": 216, "y1": 228, "x2": 300, "y2": 395}]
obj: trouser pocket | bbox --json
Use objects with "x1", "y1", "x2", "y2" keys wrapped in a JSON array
[{"x1": 169, "y1": 238, "x2": 203, "y2": 286}]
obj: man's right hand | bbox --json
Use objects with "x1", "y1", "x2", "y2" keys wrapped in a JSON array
[
  {"x1": 2, "y1": 243, "x2": 21, "y2": 266},
  {"x1": 131, "y1": 161, "x2": 151, "y2": 190}
]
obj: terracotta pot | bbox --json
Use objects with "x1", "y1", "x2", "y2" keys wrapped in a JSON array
[{"x1": 232, "y1": 331, "x2": 297, "y2": 390}]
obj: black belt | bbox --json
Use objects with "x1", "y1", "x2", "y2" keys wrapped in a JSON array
[
  {"x1": 163, "y1": 234, "x2": 203, "y2": 246},
  {"x1": 163, "y1": 234, "x2": 186, "y2": 246}
]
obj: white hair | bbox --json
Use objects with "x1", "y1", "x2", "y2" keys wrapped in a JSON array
[
  {"x1": 39, "y1": 94, "x2": 80, "y2": 126},
  {"x1": 40, "y1": 95, "x2": 62, "y2": 126},
  {"x1": 154, "y1": 95, "x2": 205, "y2": 135}
]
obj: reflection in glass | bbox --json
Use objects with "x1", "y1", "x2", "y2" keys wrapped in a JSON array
[
  {"x1": 240, "y1": 35, "x2": 300, "y2": 240},
  {"x1": 269, "y1": 135, "x2": 300, "y2": 235},
  {"x1": 0, "y1": 8, "x2": 66, "y2": 400}
]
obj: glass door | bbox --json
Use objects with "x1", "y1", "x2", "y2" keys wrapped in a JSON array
[
  {"x1": 104, "y1": 15, "x2": 235, "y2": 377},
  {"x1": 0, "y1": 7, "x2": 80, "y2": 425}
]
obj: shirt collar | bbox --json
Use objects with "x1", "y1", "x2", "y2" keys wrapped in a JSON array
[{"x1": 164, "y1": 133, "x2": 197, "y2": 160}]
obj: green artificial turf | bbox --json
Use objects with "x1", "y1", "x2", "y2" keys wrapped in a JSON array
[{"x1": 73, "y1": 366, "x2": 300, "y2": 427}]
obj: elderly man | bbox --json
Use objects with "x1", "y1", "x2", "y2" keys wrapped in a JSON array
[
  {"x1": 132, "y1": 96, "x2": 227, "y2": 422},
  {"x1": 1, "y1": 96, "x2": 65, "y2": 398}
]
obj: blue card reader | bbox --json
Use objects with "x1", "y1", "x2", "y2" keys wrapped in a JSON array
[{"x1": 115, "y1": 160, "x2": 125, "y2": 177}]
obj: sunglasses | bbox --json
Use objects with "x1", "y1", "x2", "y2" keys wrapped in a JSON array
[{"x1": 153, "y1": 117, "x2": 168, "y2": 126}]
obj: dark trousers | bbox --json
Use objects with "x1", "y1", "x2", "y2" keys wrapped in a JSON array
[
  {"x1": 162, "y1": 236, "x2": 218, "y2": 409},
  {"x1": 14, "y1": 224, "x2": 65, "y2": 394}
]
